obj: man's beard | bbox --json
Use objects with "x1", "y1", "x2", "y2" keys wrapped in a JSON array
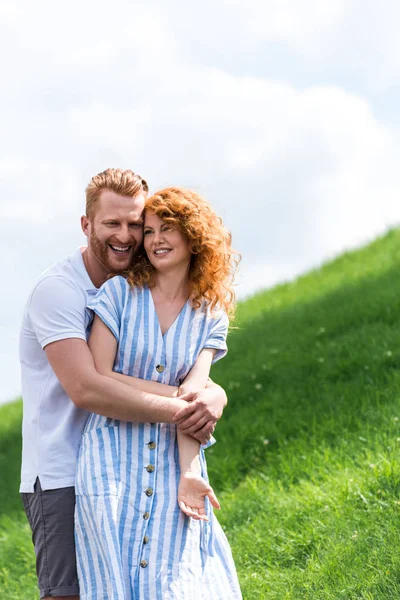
[{"x1": 90, "y1": 230, "x2": 138, "y2": 274}]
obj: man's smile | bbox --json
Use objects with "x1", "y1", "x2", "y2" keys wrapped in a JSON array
[{"x1": 109, "y1": 243, "x2": 132, "y2": 255}]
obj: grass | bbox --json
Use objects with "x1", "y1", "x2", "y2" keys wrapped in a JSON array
[
  {"x1": 3, "y1": 228, "x2": 400, "y2": 598},
  {"x1": 0, "y1": 402, "x2": 38, "y2": 598}
]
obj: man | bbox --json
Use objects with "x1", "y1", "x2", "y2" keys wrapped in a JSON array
[{"x1": 19, "y1": 168, "x2": 227, "y2": 600}]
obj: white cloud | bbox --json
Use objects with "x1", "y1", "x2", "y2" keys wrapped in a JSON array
[{"x1": 2, "y1": 0, "x2": 400, "y2": 404}]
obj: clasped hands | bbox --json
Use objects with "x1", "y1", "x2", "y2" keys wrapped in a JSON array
[{"x1": 172, "y1": 384, "x2": 226, "y2": 445}]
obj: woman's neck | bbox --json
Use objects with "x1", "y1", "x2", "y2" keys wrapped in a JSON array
[{"x1": 153, "y1": 268, "x2": 190, "y2": 302}]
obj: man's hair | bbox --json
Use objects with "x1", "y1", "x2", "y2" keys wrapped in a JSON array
[{"x1": 85, "y1": 168, "x2": 149, "y2": 219}]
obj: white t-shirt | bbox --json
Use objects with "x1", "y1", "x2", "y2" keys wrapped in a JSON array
[{"x1": 19, "y1": 247, "x2": 98, "y2": 492}]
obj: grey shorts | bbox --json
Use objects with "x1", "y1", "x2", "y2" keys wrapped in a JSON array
[{"x1": 21, "y1": 478, "x2": 79, "y2": 598}]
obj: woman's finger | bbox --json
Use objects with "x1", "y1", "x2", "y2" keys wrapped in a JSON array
[
  {"x1": 207, "y1": 488, "x2": 221, "y2": 510},
  {"x1": 178, "y1": 392, "x2": 198, "y2": 403},
  {"x1": 178, "y1": 501, "x2": 207, "y2": 521},
  {"x1": 189, "y1": 507, "x2": 208, "y2": 522}
]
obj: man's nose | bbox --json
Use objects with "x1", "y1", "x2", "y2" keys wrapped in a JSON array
[{"x1": 117, "y1": 225, "x2": 132, "y2": 243}]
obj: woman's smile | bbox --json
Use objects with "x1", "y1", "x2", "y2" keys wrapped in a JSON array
[{"x1": 153, "y1": 247, "x2": 172, "y2": 256}]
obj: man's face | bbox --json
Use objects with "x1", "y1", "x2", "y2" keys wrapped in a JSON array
[{"x1": 82, "y1": 190, "x2": 145, "y2": 274}]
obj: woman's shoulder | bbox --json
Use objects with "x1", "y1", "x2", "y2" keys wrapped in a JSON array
[
  {"x1": 195, "y1": 300, "x2": 228, "y2": 323},
  {"x1": 96, "y1": 275, "x2": 139, "y2": 303},
  {"x1": 97, "y1": 275, "x2": 128, "y2": 293}
]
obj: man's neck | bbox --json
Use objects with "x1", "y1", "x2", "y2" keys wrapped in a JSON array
[{"x1": 81, "y1": 247, "x2": 108, "y2": 289}]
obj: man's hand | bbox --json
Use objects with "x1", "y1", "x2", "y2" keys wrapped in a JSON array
[{"x1": 172, "y1": 384, "x2": 227, "y2": 444}]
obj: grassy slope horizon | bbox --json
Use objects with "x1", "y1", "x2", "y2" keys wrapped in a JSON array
[{"x1": 2, "y1": 229, "x2": 400, "y2": 598}]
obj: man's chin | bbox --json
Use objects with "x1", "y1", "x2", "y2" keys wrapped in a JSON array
[
  {"x1": 106, "y1": 251, "x2": 135, "y2": 273},
  {"x1": 108, "y1": 261, "x2": 131, "y2": 274}
]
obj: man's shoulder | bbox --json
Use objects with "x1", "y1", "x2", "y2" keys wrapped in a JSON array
[
  {"x1": 36, "y1": 252, "x2": 78, "y2": 284},
  {"x1": 28, "y1": 253, "x2": 85, "y2": 308}
]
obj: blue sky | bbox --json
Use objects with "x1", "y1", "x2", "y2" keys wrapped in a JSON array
[{"x1": 2, "y1": 0, "x2": 400, "y2": 404}]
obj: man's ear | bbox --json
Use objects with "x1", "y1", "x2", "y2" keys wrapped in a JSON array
[{"x1": 81, "y1": 215, "x2": 90, "y2": 238}]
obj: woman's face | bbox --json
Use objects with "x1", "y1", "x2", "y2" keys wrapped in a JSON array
[{"x1": 143, "y1": 211, "x2": 192, "y2": 272}]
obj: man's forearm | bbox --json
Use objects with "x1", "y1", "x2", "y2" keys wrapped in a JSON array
[
  {"x1": 105, "y1": 371, "x2": 179, "y2": 398},
  {"x1": 74, "y1": 371, "x2": 186, "y2": 422}
]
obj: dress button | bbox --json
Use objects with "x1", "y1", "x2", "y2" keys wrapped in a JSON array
[
  {"x1": 148, "y1": 441, "x2": 156, "y2": 450},
  {"x1": 140, "y1": 560, "x2": 148, "y2": 568},
  {"x1": 146, "y1": 464, "x2": 155, "y2": 473},
  {"x1": 145, "y1": 488, "x2": 153, "y2": 497},
  {"x1": 143, "y1": 511, "x2": 150, "y2": 520},
  {"x1": 156, "y1": 364, "x2": 165, "y2": 373},
  {"x1": 143, "y1": 536, "x2": 149, "y2": 544}
]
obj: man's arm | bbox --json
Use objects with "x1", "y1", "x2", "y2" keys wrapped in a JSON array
[
  {"x1": 44, "y1": 338, "x2": 217, "y2": 444},
  {"x1": 45, "y1": 338, "x2": 185, "y2": 423}
]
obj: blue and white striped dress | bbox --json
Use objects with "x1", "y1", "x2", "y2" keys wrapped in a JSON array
[{"x1": 75, "y1": 275, "x2": 242, "y2": 600}]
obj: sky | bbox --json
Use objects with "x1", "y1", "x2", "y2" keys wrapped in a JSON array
[{"x1": 2, "y1": 0, "x2": 400, "y2": 404}]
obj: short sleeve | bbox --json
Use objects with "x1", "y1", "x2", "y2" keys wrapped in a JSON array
[
  {"x1": 87, "y1": 276, "x2": 126, "y2": 341},
  {"x1": 203, "y1": 311, "x2": 229, "y2": 364},
  {"x1": 29, "y1": 276, "x2": 87, "y2": 349}
]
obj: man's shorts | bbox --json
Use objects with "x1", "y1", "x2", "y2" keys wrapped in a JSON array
[{"x1": 21, "y1": 478, "x2": 79, "y2": 598}]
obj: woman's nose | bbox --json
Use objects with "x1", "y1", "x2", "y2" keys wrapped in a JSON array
[{"x1": 153, "y1": 230, "x2": 163, "y2": 244}]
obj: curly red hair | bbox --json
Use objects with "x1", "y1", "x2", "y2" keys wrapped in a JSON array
[{"x1": 125, "y1": 187, "x2": 240, "y2": 319}]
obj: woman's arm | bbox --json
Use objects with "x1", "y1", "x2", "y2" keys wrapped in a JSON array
[
  {"x1": 178, "y1": 348, "x2": 216, "y2": 395},
  {"x1": 88, "y1": 314, "x2": 179, "y2": 398},
  {"x1": 176, "y1": 348, "x2": 220, "y2": 519},
  {"x1": 177, "y1": 428, "x2": 220, "y2": 520}
]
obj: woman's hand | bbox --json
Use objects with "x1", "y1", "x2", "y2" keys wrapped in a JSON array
[
  {"x1": 178, "y1": 473, "x2": 221, "y2": 521},
  {"x1": 177, "y1": 383, "x2": 199, "y2": 397}
]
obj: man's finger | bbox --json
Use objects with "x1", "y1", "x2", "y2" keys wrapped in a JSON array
[
  {"x1": 178, "y1": 392, "x2": 198, "y2": 402},
  {"x1": 177, "y1": 415, "x2": 209, "y2": 433},
  {"x1": 192, "y1": 423, "x2": 215, "y2": 444},
  {"x1": 173, "y1": 401, "x2": 198, "y2": 422}
]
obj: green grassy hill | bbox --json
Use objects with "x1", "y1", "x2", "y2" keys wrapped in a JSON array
[{"x1": 3, "y1": 229, "x2": 400, "y2": 599}]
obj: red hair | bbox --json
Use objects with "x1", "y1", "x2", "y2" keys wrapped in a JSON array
[
  {"x1": 85, "y1": 168, "x2": 148, "y2": 219},
  {"x1": 125, "y1": 187, "x2": 240, "y2": 319}
]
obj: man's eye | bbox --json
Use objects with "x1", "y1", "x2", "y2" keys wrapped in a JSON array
[
  {"x1": 106, "y1": 222, "x2": 117, "y2": 226},
  {"x1": 129, "y1": 223, "x2": 142, "y2": 228}
]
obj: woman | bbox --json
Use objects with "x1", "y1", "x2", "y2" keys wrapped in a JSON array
[{"x1": 75, "y1": 187, "x2": 242, "y2": 599}]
